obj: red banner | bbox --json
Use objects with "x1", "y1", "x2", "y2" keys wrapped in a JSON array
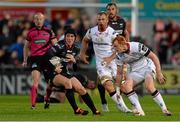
[{"x1": 0, "y1": 7, "x2": 45, "y2": 19}]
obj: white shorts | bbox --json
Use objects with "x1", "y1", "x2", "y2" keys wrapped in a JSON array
[
  {"x1": 127, "y1": 60, "x2": 156, "y2": 85},
  {"x1": 96, "y1": 61, "x2": 117, "y2": 84}
]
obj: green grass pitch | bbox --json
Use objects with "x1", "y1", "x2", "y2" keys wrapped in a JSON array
[{"x1": 0, "y1": 93, "x2": 179, "y2": 121}]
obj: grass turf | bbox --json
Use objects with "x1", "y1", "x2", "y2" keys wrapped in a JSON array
[{"x1": 0, "y1": 94, "x2": 179, "y2": 121}]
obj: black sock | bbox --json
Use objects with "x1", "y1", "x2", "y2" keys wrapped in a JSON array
[
  {"x1": 151, "y1": 90, "x2": 158, "y2": 97},
  {"x1": 65, "y1": 89, "x2": 78, "y2": 111},
  {"x1": 98, "y1": 84, "x2": 107, "y2": 104},
  {"x1": 81, "y1": 93, "x2": 97, "y2": 113},
  {"x1": 109, "y1": 91, "x2": 116, "y2": 97}
]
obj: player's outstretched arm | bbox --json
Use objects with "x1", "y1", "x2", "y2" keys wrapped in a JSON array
[
  {"x1": 102, "y1": 52, "x2": 116, "y2": 66},
  {"x1": 147, "y1": 51, "x2": 166, "y2": 84}
]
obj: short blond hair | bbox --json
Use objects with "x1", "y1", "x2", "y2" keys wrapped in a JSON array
[{"x1": 112, "y1": 35, "x2": 127, "y2": 45}]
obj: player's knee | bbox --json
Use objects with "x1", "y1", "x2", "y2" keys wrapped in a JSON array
[
  {"x1": 146, "y1": 85, "x2": 156, "y2": 93},
  {"x1": 32, "y1": 81, "x2": 39, "y2": 87},
  {"x1": 75, "y1": 86, "x2": 86, "y2": 95},
  {"x1": 104, "y1": 81, "x2": 114, "y2": 93},
  {"x1": 100, "y1": 76, "x2": 113, "y2": 85},
  {"x1": 64, "y1": 80, "x2": 72, "y2": 89},
  {"x1": 120, "y1": 84, "x2": 126, "y2": 92}
]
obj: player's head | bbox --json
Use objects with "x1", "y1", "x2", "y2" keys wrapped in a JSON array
[
  {"x1": 64, "y1": 28, "x2": 76, "y2": 48},
  {"x1": 106, "y1": 2, "x2": 118, "y2": 19},
  {"x1": 33, "y1": 12, "x2": 45, "y2": 29},
  {"x1": 112, "y1": 35, "x2": 128, "y2": 53},
  {"x1": 97, "y1": 11, "x2": 109, "y2": 28}
]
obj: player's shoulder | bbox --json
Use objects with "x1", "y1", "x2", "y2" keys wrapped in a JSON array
[
  {"x1": 27, "y1": 27, "x2": 36, "y2": 34},
  {"x1": 57, "y1": 40, "x2": 65, "y2": 46},
  {"x1": 42, "y1": 27, "x2": 53, "y2": 34},
  {"x1": 90, "y1": 26, "x2": 98, "y2": 32},
  {"x1": 86, "y1": 26, "x2": 98, "y2": 35},
  {"x1": 116, "y1": 16, "x2": 125, "y2": 21},
  {"x1": 58, "y1": 40, "x2": 63, "y2": 44},
  {"x1": 107, "y1": 26, "x2": 115, "y2": 31},
  {"x1": 129, "y1": 41, "x2": 140, "y2": 48},
  {"x1": 129, "y1": 41, "x2": 146, "y2": 52},
  {"x1": 43, "y1": 26, "x2": 51, "y2": 31}
]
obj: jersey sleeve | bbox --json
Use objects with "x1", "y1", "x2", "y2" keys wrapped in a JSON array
[
  {"x1": 85, "y1": 29, "x2": 92, "y2": 40},
  {"x1": 131, "y1": 42, "x2": 150, "y2": 56},
  {"x1": 26, "y1": 31, "x2": 31, "y2": 42},
  {"x1": 45, "y1": 43, "x2": 64, "y2": 60}
]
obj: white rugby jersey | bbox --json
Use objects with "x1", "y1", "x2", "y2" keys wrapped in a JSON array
[
  {"x1": 116, "y1": 42, "x2": 154, "y2": 71},
  {"x1": 85, "y1": 26, "x2": 117, "y2": 64}
]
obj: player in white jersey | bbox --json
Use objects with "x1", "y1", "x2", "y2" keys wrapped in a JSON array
[
  {"x1": 112, "y1": 35, "x2": 172, "y2": 116},
  {"x1": 79, "y1": 11, "x2": 131, "y2": 113}
]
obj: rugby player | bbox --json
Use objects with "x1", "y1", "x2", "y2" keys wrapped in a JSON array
[{"x1": 112, "y1": 35, "x2": 172, "y2": 116}]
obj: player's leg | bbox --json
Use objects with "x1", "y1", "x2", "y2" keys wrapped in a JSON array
[
  {"x1": 71, "y1": 77, "x2": 100, "y2": 115},
  {"x1": 144, "y1": 73, "x2": 172, "y2": 116},
  {"x1": 44, "y1": 84, "x2": 52, "y2": 109},
  {"x1": 101, "y1": 76, "x2": 131, "y2": 113},
  {"x1": 121, "y1": 76, "x2": 145, "y2": 116},
  {"x1": 53, "y1": 74, "x2": 88, "y2": 115},
  {"x1": 112, "y1": 63, "x2": 131, "y2": 113},
  {"x1": 97, "y1": 77, "x2": 109, "y2": 112},
  {"x1": 31, "y1": 70, "x2": 41, "y2": 109}
]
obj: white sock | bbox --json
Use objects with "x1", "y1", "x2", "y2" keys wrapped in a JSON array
[
  {"x1": 152, "y1": 91, "x2": 167, "y2": 110},
  {"x1": 127, "y1": 91, "x2": 143, "y2": 112},
  {"x1": 111, "y1": 92, "x2": 129, "y2": 110}
]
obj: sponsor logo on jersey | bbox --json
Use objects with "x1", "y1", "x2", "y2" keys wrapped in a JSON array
[
  {"x1": 32, "y1": 63, "x2": 37, "y2": 68},
  {"x1": 112, "y1": 22, "x2": 118, "y2": 24},
  {"x1": 34, "y1": 39, "x2": 46, "y2": 44},
  {"x1": 141, "y1": 45, "x2": 148, "y2": 52},
  {"x1": 42, "y1": 33, "x2": 49, "y2": 36},
  {"x1": 93, "y1": 42, "x2": 110, "y2": 45}
]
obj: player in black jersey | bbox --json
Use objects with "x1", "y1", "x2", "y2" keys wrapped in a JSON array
[
  {"x1": 43, "y1": 29, "x2": 100, "y2": 115},
  {"x1": 106, "y1": 2, "x2": 129, "y2": 40}
]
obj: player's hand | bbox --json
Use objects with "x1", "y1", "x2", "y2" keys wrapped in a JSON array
[
  {"x1": 79, "y1": 53, "x2": 89, "y2": 64},
  {"x1": 102, "y1": 56, "x2": 112, "y2": 65},
  {"x1": 22, "y1": 61, "x2": 27, "y2": 67},
  {"x1": 66, "y1": 54, "x2": 76, "y2": 63},
  {"x1": 55, "y1": 64, "x2": 63, "y2": 73},
  {"x1": 157, "y1": 72, "x2": 166, "y2": 84}
]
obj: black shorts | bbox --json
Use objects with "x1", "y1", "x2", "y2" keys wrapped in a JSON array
[
  {"x1": 43, "y1": 68, "x2": 73, "y2": 85},
  {"x1": 48, "y1": 73, "x2": 88, "y2": 92},
  {"x1": 28, "y1": 56, "x2": 45, "y2": 72}
]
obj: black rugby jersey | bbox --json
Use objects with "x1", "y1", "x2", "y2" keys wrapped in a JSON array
[
  {"x1": 109, "y1": 16, "x2": 126, "y2": 36},
  {"x1": 43, "y1": 40, "x2": 80, "y2": 82}
]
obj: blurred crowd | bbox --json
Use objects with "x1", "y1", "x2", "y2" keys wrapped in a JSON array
[
  {"x1": 153, "y1": 19, "x2": 180, "y2": 66},
  {"x1": 0, "y1": 12, "x2": 179, "y2": 67}
]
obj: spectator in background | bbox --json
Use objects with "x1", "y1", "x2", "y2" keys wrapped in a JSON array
[
  {"x1": 167, "y1": 20, "x2": 180, "y2": 54},
  {"x1": 171, "y1": 50, "x2": 180, "y2": 68},
  {"x1": 0, "y1": 48, "x2": 8, "y2": 65},
  {"x1": 51, "y1": 13, "x2": 62, "y2": 36},
  {"x1": 153, "y1": 19, "x2": 169, "y2": 64},
  {"x1": 8, "y1": 35, "x2": 24, "y2": 62}
]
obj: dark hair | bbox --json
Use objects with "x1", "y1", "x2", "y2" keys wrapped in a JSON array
[
  {"x1": 64, "y1": 28, "x2": 76, "y2": 37},
  {"x1": 106, "y1": 2, "x2": 117, "y2": 9}
]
